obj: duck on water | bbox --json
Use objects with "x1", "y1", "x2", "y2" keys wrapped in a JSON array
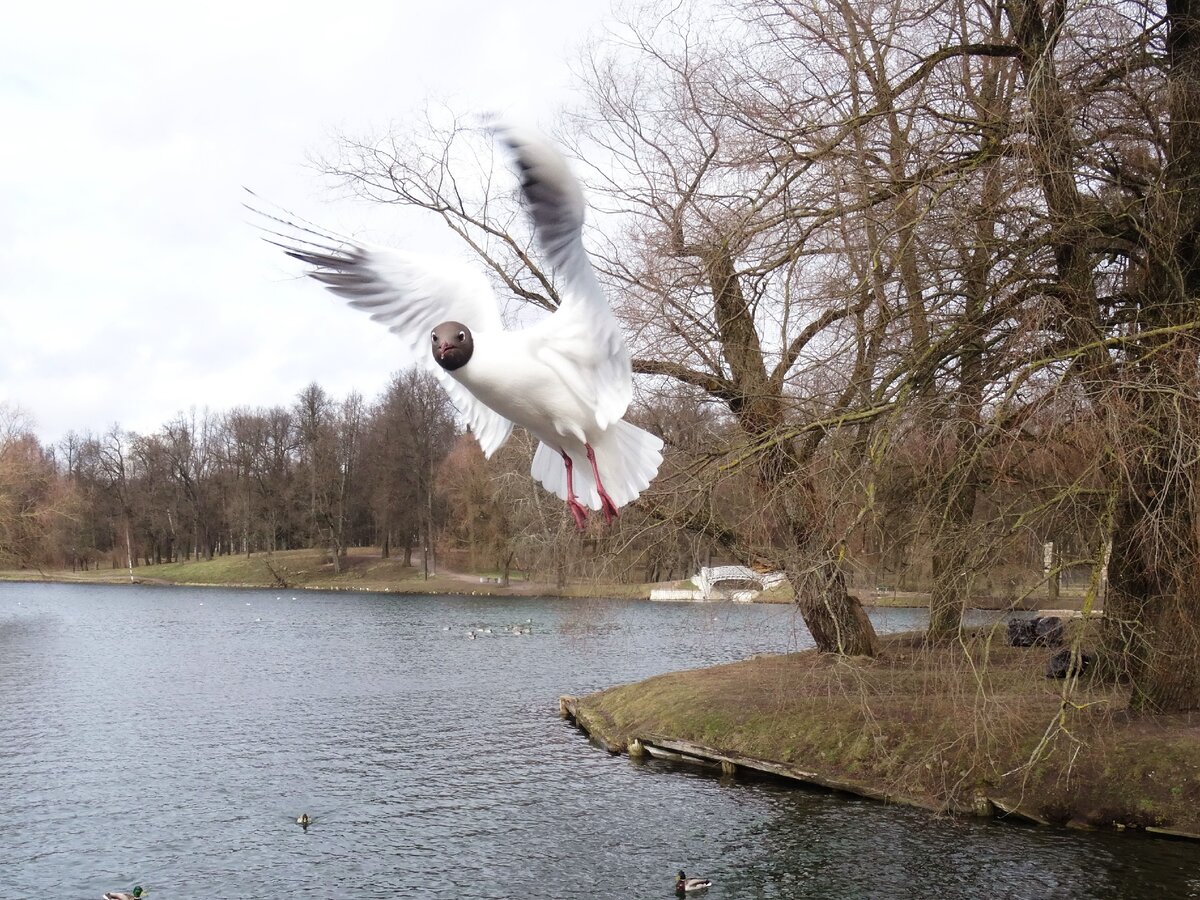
[{"x1": 676, "y1": 870, "x2": 711, "y2": 893}]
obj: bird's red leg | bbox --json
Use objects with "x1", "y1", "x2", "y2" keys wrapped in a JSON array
[
  {"x1": 585, "y1": 444, "x2": 619, "y2": 525},
  {"x1": 559, "y1": 449, "x2": 589, "y2": 531}
]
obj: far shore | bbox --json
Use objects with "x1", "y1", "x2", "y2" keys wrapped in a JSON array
[{"x1": 0, "y1": 547, "x2": 1090, "y2": 611}]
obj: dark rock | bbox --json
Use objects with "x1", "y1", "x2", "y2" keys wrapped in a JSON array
[
  {"x1": 1046, "y1": 647, "x2": 1093, "y2": 678},
  {"x1": 1008, "y1": 617, "x2": 1037, "y2": 647},
  {"x1": 1034, "y1": 616, "x2": 1064, "y2": 647},
  {"x1": 1010, "y1": 616, "x2": 1066, "y2": 648}
]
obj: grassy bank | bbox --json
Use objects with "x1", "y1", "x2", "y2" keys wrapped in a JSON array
[
  {"x1": 0, "y1": 547, "x2": 661, "y2": 600},
  {"x1": 1, "y1": 548, "x2": 1091, "y2": 610},
  {"x1": 569, "y1": 629, "x2": 1200, "y2": 838}
]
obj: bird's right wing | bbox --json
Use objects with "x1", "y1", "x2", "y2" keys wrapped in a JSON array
[{"x1": 248, "y1": 197, "x2": 514, "y2": 457}]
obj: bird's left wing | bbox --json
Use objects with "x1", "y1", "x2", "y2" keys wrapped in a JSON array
[
  {"x1": 491, "y1": 124, "x2": 633, "y2": 431},
  {"x1": 249, "y1": 197, "x2": 514, "y2": 457}
]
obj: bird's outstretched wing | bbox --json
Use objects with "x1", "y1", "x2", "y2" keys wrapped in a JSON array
[
  {"x1": 491, "y1": 124, "x2": 633, "y2": 431},
  {"x1": 248, "y1": 195, "x2": 513, "y2": 457}
]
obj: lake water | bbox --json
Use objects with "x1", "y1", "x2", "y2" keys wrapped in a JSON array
[{"x1": 1, "y1": 582, "x2": 1196, "y2": 898}]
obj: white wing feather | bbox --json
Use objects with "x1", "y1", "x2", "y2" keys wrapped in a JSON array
[
  {"x1": 249, "y1": 201, "x2": 514, "y2": 457},
  {"x1": 492, "y1": 124, "x2": 633, "y2": 430}
]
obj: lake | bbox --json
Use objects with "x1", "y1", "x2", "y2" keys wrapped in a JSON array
[{"x1": 1, "y1": 582, "x2": 1196, "y2": 898}]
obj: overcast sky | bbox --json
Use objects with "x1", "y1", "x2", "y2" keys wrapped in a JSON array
[{"x1": 1, "y1": 1, "x2": 613, "y2": 445}]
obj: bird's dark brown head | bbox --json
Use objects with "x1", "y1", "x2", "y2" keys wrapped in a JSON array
[{"x1": 431, "y1": 321, "x2": 473, "y2": 371}]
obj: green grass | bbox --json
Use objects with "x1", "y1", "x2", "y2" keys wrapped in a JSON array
[
  {"x1": 0, "y1": 548, "x2": 661, "y2": 600},
  {"x1": 3, "y1": 548, "x2": 426, "y2": 591}
]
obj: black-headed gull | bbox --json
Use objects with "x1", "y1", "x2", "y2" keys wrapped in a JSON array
[{"x1": 252, "y1": 125, "x2": 663, "y2": 530}]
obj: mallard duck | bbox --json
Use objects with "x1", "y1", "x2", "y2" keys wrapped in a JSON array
[
  {"x1": 103, "y1": 887, "x2": 144, "y2": 900},
  {"x1": 297, "y1": 813, "x2": 312, "y2": 829},
  {"x1": 676, "y1": 871, "x2": 711, "y2": 893}
]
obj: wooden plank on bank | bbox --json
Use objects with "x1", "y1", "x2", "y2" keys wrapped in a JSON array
[
  {"x1": 560, "y1": 695, "x2": 1198, "y2": 841},
  {"x1": 990, "y1": 796, "x2": 1051, "y2": 826},
  {"x1": 640, "y1": 736, "x2": 942, "y2": 810}
]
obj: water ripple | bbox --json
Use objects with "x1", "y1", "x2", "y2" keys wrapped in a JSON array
[{"x1": 1, "y1": 583, "x2": 1197, "y2": 898}]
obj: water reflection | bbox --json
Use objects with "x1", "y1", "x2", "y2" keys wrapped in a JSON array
[{"x1": 0, "y1": 583, "x2": 1195, "y2": 898}]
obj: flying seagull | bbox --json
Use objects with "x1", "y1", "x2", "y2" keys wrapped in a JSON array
[{"x1": 250, "y1": 124, "x2": 663, "y2": 529}]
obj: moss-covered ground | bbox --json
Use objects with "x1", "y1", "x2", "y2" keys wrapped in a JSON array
[{"x1": 572, "y1": 629, "x2": 1200, "y2": 836}]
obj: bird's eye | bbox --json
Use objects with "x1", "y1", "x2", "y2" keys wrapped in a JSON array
[
  {"x1": 431, "y1": 332, "x2": 437, "y2": 342},
  {"x1": 457, "y1": 331, "x2": 466, "y2": 341}
]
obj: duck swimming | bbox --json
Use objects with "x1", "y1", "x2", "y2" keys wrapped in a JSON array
[
  {"x1": 676, "y1": 871, "x2": 712, "y2": 893},
  {"x1": 297, "y1": 813, "x2": 312, "y2": 829},
  {"x1": 102, "y1": 888, "x2": 144, "y2": 900}
]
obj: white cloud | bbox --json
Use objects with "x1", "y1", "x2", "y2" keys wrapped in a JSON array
[{"x1": 0, "y1": 0, "x2": 611, "y2": 443}]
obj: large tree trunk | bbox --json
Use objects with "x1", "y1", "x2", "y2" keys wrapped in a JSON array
[
  {"x1": 927, "y1": 365, "x2": 985, "y2": 643},
  {"x1": 1104, "y1": 0, "x2": 1200, "y2": 711},
  {"x1": 1007, "y1": 0, "x2": 1200, "y2": 709},
  {"x1": 779, "y1": 470, "x2": 879, "y2": 656},
  {"x1": 1135, "y1": 594, "x2": 1200, "y2": 712},
  {"x1": 500, "y1": 550, "x2": 515, "y2": 588},
  {"x1": 928, "y1": 524, "x2": 976, "y2": 643},
  {"x1": 1106, "y1": 444, "x2": 1200, "y2": 711},
  {"x1": 792, "y1": 559, "x2": 877, "y2": 656},
  {"x1": 701, "y1": 245, "x2": 879, "y2": 657}
]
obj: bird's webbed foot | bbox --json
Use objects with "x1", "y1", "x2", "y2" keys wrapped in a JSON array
[
  {"x1": 567, "y1": 498, "x2": 589, "y2": 532},
  {"x1": 598, "y1": 492, "x2": 618, "y2": 525},
  {"x1": 560, "y1": 448, "x2": 589, "y2": 532},
  {"x1": 584, "y1": 443, "x2": 620, "y2": 525}
]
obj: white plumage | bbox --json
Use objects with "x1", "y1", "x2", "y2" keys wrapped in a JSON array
[{"x1": 252, "y1": 123, "x2": 663, "y2": 528}]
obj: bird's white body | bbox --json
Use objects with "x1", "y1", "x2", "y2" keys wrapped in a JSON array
[
  {"x1": 253, "y1": 122, "x2": 663, "y2": 519},
  {"x1": 454, "y1": 329, "x2": 598, "y2": 446},
  {"x1": 449, "y1": 328, "x2": 660, "y2": 511}
]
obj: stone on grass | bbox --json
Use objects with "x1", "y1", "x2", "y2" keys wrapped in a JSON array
[
  {"x1": 1008, "y1": 615, "x2": 1065, "y2": 648},
  {"x1": 1034, "y1": 616, "x2": 1064, "y2": 647},
  {"x1": 1046, "y1": 647, "x2": 1092, "y2": 678},
  {"x1": 1008, "y1": 618, "x2": 1037, "y2": 647}
]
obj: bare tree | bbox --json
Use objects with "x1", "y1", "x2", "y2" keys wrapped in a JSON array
[
  {"x1": 0, "y1": 405, "x2": 70, "y2": 569},
  {"x1": 292, "y1": 384, "x2": 366, "y2": 572},
  {"x1": 95, "y1": 426, "x2": 138, "y2": 580},
  {"x1": 162, "y1": 410, "x2": 218, "y2": 560}
]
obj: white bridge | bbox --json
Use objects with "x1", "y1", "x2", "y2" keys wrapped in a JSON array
[{"x1": 650, "y1": 566, "x2": 787, "y2": 602}]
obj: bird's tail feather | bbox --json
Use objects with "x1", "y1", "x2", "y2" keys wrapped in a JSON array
[{"x1": 530, "y1": 420, "x2": 663, "y2": 511}]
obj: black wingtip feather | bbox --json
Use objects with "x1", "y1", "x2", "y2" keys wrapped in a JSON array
[{"x1": 244, "y1": 191, "x2": 361, "y2": 259}]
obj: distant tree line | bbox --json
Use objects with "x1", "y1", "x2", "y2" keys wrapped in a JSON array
[{"x1": 0, "y1": 372, "x2": 455, "y2": 576}]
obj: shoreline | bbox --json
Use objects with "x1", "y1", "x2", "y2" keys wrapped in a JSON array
[
  {"x1": 0, "y1": 565, "x2": 1091, "y2": 611},
  {"x1": 557, "y1": 635, "x2": 1200, "y2": 842},
  {"x1": 558, "y1": 695, "x2": 1036, "y2": 824}
]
